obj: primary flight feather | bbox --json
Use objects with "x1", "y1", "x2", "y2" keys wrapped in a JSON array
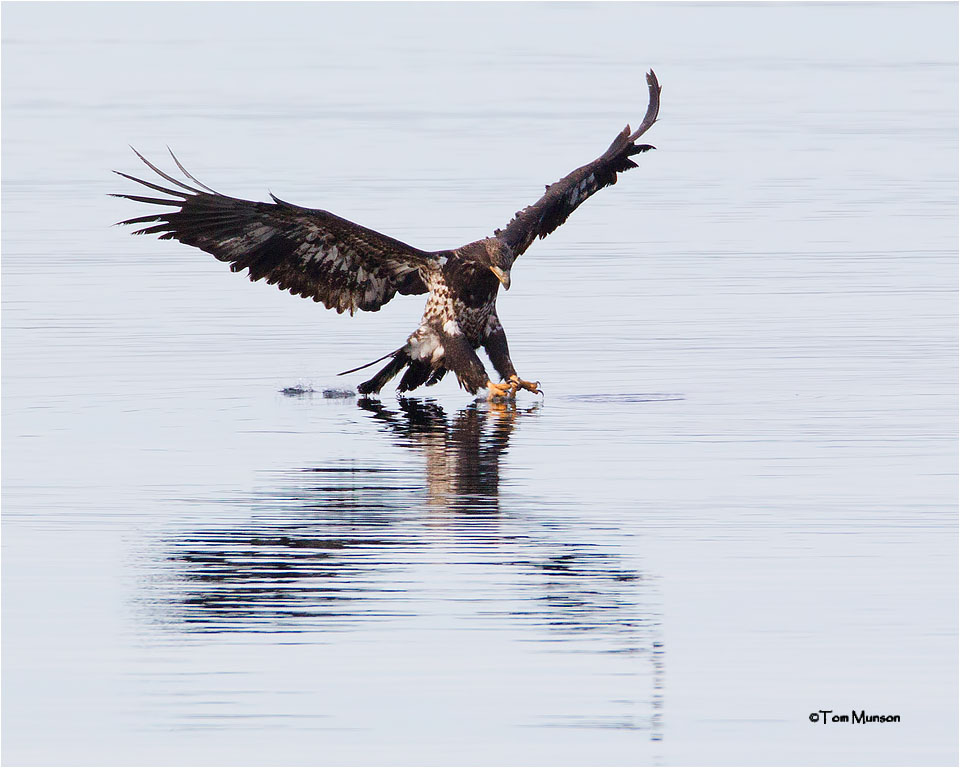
[{"x1": 114, "y1": 70, "x2": 661, "y2": 399}]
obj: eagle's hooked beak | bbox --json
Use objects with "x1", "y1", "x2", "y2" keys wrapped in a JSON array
[{"x1": 490, "y1": 266, "x2": 511, "y2": 290}]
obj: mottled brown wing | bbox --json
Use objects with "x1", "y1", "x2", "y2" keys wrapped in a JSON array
[
  {"x1": 495, "y1": 70, "x2": 661, "y2": 257},
  {"x1": 113, "y1": 150, "x2": 434, "y2": 314}
]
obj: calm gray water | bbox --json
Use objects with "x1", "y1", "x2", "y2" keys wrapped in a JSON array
[{"x1": 2, "y1": 2, "x2": 957, "y2": 765}]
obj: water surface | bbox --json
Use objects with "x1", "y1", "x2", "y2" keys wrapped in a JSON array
[{"x1": 2, "y1": 3, "x2": 957, "y2": 765}]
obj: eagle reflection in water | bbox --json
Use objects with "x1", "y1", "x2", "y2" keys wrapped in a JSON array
[
  {"x1": 158, "y1": 400, "x2": 659, "y2": 674},
  {"x1": 356, "y1": 397, "x2": 527, "y2": 514},
  {"x1": 153, "y1": 399, "x2": 663, "y2": 733}
]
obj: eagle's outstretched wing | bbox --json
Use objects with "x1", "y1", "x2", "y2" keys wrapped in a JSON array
[
  {"x1": 113, "y1": 150, "x2": 433, "y2": 314},
  {"x1": 494, "y1": 70, "x2": 661, "y2": 257}
]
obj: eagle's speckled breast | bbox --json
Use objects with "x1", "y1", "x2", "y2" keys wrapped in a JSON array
[
  {"x1": 424, "y1": 266, "x2": 498, "y2": 343},
  {"x1": 406, "y1": 265, "x2": 498, "y2": 364}
]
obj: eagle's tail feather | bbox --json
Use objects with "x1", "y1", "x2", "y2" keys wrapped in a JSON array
[
  {"x1": 397, "y1": 360, "x2": 435, "y2": 393},
  {"x1": 338, "y1": 348, "x2": 403, "y2": 377},
  {"x1": 425, "y1": 367, "x2": 447, "y2": 387},
  {"x1": 357, "y1": 350, "x2": 410, "y2": 395}
]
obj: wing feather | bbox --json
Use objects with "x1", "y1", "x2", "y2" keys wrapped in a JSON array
[
  {"x1": 495, "y1": 69, "x2": 661, "y2": 256},
  {"x1": 113, "y1": 152, "x2": 434, "y2": 314}
]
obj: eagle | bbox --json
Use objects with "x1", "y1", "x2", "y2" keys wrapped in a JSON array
[{"x1": 115, "y1": 70, "x2": 661, "y2": 399}]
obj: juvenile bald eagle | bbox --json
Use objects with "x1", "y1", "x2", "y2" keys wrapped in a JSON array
[{"x1": 115, "y1": 70, "x2": 660, "y2": 399}]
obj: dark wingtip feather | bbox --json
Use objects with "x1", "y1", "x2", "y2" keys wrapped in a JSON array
[
  {"x1": 111, "y1": 220, "x2": 158, "y2": 232},
  {"x1": 113, "y1": 169, "x2": 189, "y2": 198},
  {"x1": 132, "y1": 223, "x2": 177, "y2": 236},
  {"x1": 112, "y1": 193, "x2": 186, "y2": 206},
  {"x1": 129, "y1": 146, "x2": 204, "y2": 194},
  {"x1": 117, "y1": 213, "x2": 167, "y2": 225},
  {"x1": 167, "y1": 146, "x2": 220, "y2": 194},
  {"x1": 627, "y1": 70, "x2": 661, "y2": 142}
]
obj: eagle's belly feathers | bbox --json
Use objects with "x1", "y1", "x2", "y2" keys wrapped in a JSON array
[
  {"x1": 452, "y1": 299, "x2": 495, "y2": 345},
  {"x1": 407, "y1": 271, "x2": 496, "y2": 364}
]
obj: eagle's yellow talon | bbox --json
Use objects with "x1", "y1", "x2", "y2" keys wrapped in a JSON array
[
  {"x1": 486, "y1": 380, "x2": 515, "y2": 400},
  {"x1": 509, "y1": 375, "x2": 543, "y2": 396}
]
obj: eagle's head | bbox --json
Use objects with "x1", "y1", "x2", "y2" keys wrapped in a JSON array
[{"x1": 481, "y1": 238, "x2": 516, "y2": 291}]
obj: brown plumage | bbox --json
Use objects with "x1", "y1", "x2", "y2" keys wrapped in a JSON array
[{"x1": 114, "y1": 70, "x2": 661, "y2": 397}]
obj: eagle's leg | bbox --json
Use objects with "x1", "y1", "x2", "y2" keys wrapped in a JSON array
[
  {"x1": 441, "y1": 331, "x2": 496, "y2": 396},
  {"x1": 483, "y1": 320, "x2": 543, "y2": 396}
]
